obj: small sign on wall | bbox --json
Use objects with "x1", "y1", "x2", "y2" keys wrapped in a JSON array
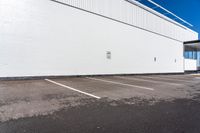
[{"x1": 106, "y1": 51, "x2": 111, "y2": 59}]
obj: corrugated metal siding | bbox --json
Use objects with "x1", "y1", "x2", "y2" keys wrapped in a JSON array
[{"x1": 56, "y1": 0, "x2": 198, "y2": 42}]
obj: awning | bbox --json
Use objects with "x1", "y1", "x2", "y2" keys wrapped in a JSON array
[{"x1": 184, "y1": 40, "x2": 200, "y2": 50}]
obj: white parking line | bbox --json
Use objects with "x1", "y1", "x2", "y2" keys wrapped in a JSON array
[
  {"x1": 116, "y1": 76, "x2": 182, "y2": 86},
  {"x1": 140, "y1": 76, "x2": 194, "y2": 83},
  {"x1": 86, "y1": 77, "x2": 154, "y2": 91},
  {"x1": 45, "y1": 79, "x2": 101, "y2": 99},
  {"x1": 189, "y1": 73, "x2": 200, "y2": 76}
]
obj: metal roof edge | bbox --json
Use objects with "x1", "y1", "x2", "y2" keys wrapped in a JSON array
[{"x1": 125, "y1": 0, "x2": 198, "y2": 35}]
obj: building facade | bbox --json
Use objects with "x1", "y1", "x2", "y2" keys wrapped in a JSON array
[{"x1": 0, "y1": 0, "x2": 198, "y2": 78}]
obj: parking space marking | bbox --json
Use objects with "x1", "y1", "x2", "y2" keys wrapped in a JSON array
[
  {"x1": 86, "y1": 77, "x2": 154, "y2": 91},
  {"x1": 45, "y1": 79, "x2": 101, "y2": 99},
  {"x1": 140, "y1": 76, "x2": 194, "y2": 83},
  {"x1": 116, "y1": 76, "x2": 182, "y2": 86}
]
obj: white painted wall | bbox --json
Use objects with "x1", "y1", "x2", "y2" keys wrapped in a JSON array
[
  {"x1": 56, "y1": 0, "x2": 198, "y2": 42},
  {"x1": 184, "y1": 59, "x2": 197, "y2": 71},
  {"x1": 0, "y1": 0, "x2": 198, "y2": 77}
]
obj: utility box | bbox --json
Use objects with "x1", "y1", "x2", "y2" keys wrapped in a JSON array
[{"x1": 106, "y1": 51, "x2": 111, "y2": 59}]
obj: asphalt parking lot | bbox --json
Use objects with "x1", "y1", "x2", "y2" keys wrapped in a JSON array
[{"x1": 0, "y1": 74, "x2": 200, "y2": 133}]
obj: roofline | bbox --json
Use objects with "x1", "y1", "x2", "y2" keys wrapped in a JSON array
[
  {"x1": 147, "y1": 0, "x2": 193, "y2": 27},
  {"x1": 184, "y1": 40, "x2": 200, "y2": 44},
  {"x1": 125, "y1": 0, "x2": 197, "y2": 34}
]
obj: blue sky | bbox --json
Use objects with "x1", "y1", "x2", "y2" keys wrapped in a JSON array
[{"x1": 137, "y1": 0, "x2": 200, "y2": 39}]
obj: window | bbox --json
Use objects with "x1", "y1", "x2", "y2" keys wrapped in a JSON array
[{"x1": 184, "y1": 51, "x2": 197, "y2": 60}]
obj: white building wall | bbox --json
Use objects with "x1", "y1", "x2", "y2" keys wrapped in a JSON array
[
  {"x1": 184, "y1": 59, "x2": 197, "y2": 71},
  {"x1": 56, "y1": 0, "x2": 198, "y2": 41},
  {"x1": 0, "y1": 0, "x2": 198, "y2": 77}
]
